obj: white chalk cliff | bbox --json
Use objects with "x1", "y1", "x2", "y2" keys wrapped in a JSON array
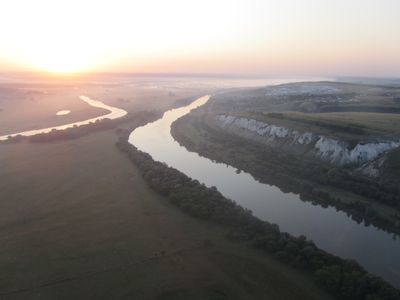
[{"x1": 216, "y1": 114, "x2": 400, "y2": 166}]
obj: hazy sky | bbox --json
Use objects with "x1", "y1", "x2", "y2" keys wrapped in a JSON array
[{"x1": 0, "y1": 0, "x2": 399, "y2": 76}]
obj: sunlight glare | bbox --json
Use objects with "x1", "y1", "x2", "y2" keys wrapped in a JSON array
[
  {"x1": 0, "y1": 0, "x2": 240, "y2": 73},
  {"x1": 0, "y1": 0, "x2": 399, "y2": 75}
]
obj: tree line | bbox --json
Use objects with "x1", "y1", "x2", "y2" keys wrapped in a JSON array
[
  {"x1": 2, "y1": 111, "x2": 162, "y2": 144},
  {"x1": 116, "y1": 134, "x2": 400, "y2": 300},
  {"x1": 171, "y1": 114, "x2": 400, "y2": 235}
]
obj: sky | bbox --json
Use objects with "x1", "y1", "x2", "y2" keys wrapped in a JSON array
[{"x1": 0, "y1": 0, "x2": 399, "y2": 77}]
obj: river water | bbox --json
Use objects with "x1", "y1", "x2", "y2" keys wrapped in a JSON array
[
  {"x1": 2, "y1": 90, "x2": 398, "y2": 286},
  {"x1": 129, "y1": 95, "x2": 400, "y2": 287},
  {"x1": 0, "y1": 96, "x2": 127, "y2": 141}
]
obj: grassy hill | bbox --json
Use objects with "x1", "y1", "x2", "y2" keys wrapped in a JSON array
[{"x1": 230, "y1": 110, "x2": 400, "y2": 142}]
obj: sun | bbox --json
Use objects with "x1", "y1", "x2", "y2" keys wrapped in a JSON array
[
  {"x1": 2, "y1": 0, "x2": 114, "y2": 74},
  {"x1": 27, "y1": 50, "x2": 94, "y2": 74},
  {"x1": 19, "y1": 34, "x2": 101, "y2": 74}
]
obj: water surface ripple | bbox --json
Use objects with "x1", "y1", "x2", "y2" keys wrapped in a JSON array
[{"x1": 129, "y1": 95, "x2": 400, "y2": 287}]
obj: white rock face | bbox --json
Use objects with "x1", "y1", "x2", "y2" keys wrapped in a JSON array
[
  {"x1": 216, "y1": 114, "x2": 400, "y2": 166},
  {"x1": 296, "y1": 132, "x2": 314, "y2": 145},
  {"x1": 314, "y1": 137, "x2": 348, "y2": 163},
  {"x1": 218, "y1": 115, "x2": 313, "y2": 143},
  {"x1": 357, "y1": 155, "x2": 387, "y2": 177},
  {"x1": 315, "y1": 137, "x2": 400, "y2": 165}
]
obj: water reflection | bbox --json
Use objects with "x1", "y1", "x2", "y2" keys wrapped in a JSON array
[
  {"x1": 0, "y1": 96, "x2": 127, "y2": 141},
  {"x1": 56, "y1": 110, "x2": 71, "y2": 116},
  {"x1": 129, "y1": 95, "x2": 400, "y2": 287}
]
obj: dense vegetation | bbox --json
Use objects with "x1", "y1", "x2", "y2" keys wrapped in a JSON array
[
  {"x1": 1, "y1": 111, "x2": 162, "y2": 143},
  {"x1": 172, "y1": 112, "x2": 400, "y2": 235},
  {"x1": 116, "y1": 134, "x2": 400, "y2": 300}
]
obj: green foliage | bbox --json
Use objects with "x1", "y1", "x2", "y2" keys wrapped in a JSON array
[
  {"x1": 3, "y1": 111, "x2": 161, "y2": 143},
  {"x1": 116, "y1": 136, "x2": 400, "y2": 300},
  {"x1": 172, "y1": 114, "x2": 400, "y2": 235}
]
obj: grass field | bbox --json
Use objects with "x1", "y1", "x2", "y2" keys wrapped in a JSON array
[
  {"x1": 0, "y1": 126, "x2": 332, "y2": 299},
  {"x1": 0, "y1": 78, "x2": 332, "y2": 299},
  {"x1": 173, "y1": 110, "x2": 400, "y2": 227},
  {"x1": 0, "y1": 85, "x2": 105, "y2": 135},
  {"x1": 0, "y1": 77, "x2": 217, "y2": 136},
  {"x1": 171, "y1": 81, "x2": 400, "y2": 235},
  {"x1": 207, "y1": 81, "x2": 400, "y2": 145},
  {"x1": 236, "y1": 110, "x2": 400, "y2": 141}
]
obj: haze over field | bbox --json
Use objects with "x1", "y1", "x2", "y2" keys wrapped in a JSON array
[
  {"x1": 0, "y1": 0, "x2": 399, "y2": 76},
  {"x1": 1, "y1": 1, "x2": 400, "y2": 299}
]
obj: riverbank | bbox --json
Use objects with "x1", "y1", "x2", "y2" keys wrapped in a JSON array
[
  {"x1": 119, "y1": 129, "x2": 399, "y2": 299},
  {"x1": 0, "y1": 96, "x2": 127, "y2": 141},
  {"x1": 125, "y1": 93, "x2": 400, "y2": 288},
  {"x1": 172, "y1": 110, "x2": 400, "y2": 235},
  {"x1": 0, "y1": 116, "x2": 333, "y2": 300},
  {"x1": 0, "y1": 77, "x2": 217, "y2": 136}
]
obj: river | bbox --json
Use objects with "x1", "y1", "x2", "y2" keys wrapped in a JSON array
[
  {"x1": 0, "y1": 96, "x2": 127, "y2": 141},
  {"x1": 129, "y1": 95, "x2": 400, "y2": 287}
]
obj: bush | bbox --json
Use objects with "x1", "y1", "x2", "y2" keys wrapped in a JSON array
[{"x1": 117, "y1": 135, "x2": 400, "y2": 300}]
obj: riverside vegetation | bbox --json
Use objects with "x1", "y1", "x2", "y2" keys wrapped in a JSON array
[
  {"x1": 171, "y1": 82, "x2": 400, "y2": 235},
  {"x1": 1, "y1": 111, "x2": 162, "y2": 143},
  {"x1": 116, "y1": 132, "x2": 400, "y2": 300},
  {"x1": 172, "y1": 114, "x2": 400, "y2": 235}
]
